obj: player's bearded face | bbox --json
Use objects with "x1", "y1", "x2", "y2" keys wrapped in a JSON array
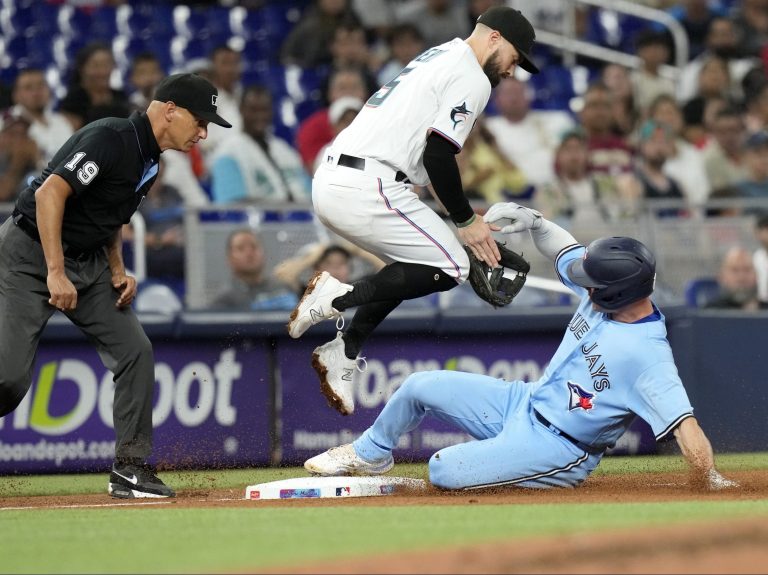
[{"x1": 483, "y1": 51, "x2": 504, "y2": 88}]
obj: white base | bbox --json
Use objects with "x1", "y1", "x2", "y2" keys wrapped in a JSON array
[{"x1": 244, "y1": 476, "x2": 426, "y2": 500}]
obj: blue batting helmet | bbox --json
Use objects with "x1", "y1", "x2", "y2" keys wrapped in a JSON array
[{"x1": 567, "y1": 237, "x2": 656, "y2": 311}]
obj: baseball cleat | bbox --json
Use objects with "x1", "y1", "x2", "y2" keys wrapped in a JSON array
[
  {"x1": 304, "y1": 444, "x2": 394, "y2": 476},
  {"x1": 286, "y1": 271, "x2": 353, "y2": 339},
  {"x1": 312, "y1": 332, "x2": 359, "y2": 415},
  {"x1": 108, "y1": 461, "x2": 176, "y2": 499}
]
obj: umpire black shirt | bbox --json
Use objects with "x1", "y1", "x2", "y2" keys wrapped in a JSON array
[{"x1": 15, "y1": 111, "x2": 161, "y2": 252}]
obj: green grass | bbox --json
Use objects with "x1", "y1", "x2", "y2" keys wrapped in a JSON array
[
  {"x1": 2, "y1": 500, "x2": 768, "y2": 573},
  {"x1": 1, "y1": 453, "x2": 766, "y2": 573}
]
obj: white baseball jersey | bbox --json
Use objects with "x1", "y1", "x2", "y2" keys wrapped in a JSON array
[{"x1": 331, "y1": 39, "x2": 492, "y2": 186}]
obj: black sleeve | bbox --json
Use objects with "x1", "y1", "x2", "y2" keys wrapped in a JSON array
[
  {"x1": 51, "y1": 126, "x2": 124, "y2": 196},
  {"x1": 423, "y1": 132, "x2": 474, "y2": 225}
]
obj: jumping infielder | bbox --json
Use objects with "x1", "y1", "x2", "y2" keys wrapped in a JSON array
[
  {"x1": 305, "y1": 203, "x2": 739, "y2": 491},
  {"x1": 287, "y1": 7, "x2": 540, "y2": 416}
]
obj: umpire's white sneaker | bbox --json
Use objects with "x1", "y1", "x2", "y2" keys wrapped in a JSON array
[
  {"x1": 305, "y1": 444, "x2": 394, "y2": 476},
  {"x1": 287, "y1": 271, "x2": 353, "y2": 339},
  {"x1": 312, "y1": 332, "x2": 359, "y2": 415}
]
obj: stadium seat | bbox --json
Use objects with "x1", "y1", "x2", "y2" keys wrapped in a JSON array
[
  {"x1": 684, "y1": 278, "x2": 720, "y2": 308},
  {"x1": 528, "y1": 66, "x2": 576, "y2": 111}
]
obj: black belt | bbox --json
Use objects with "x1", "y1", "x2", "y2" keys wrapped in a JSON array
[
  {"x1": 12, "y1": 209, "x2": 97, "y2": 261},
  {"x1": 534, "y1": 409, "x2": 598, "y2": 454},
  {"x1": 337, "y1": 154, "x2": 410, "y2": 183}
]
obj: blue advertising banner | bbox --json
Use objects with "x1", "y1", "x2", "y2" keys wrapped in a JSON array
[
  {"x1": 0, "y1": 341, "x2": 272, "y2": 473},
  {"x1": 279, "y1": 333, "x2": 656, "y2": 464}
]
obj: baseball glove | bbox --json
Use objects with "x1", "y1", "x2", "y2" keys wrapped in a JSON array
[{"x1": 464, "y1": 242, "x2": 530, "y2": 308}]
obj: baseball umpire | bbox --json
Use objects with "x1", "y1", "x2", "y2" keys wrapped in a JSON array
[
  {"x1": 287, "y1": 6, "x2": 539, "y2": 416},
  {"x1": 305, "y1": 202, "x2": 739, "y2": 492},
  {"x1": 0, "y1": 73, "x2": 231, "y2": 498}
]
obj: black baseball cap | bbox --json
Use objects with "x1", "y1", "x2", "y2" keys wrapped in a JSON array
[
  {"x1": 154, "y1": 73, "x2": 232, "y2": 128},
  {"x1": 477, "y1": 6, "x2": 539, "y2": 75}
]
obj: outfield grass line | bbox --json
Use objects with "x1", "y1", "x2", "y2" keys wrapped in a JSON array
[{"x1": 0, "y1": 500, "x2": 173, "y2": 511}]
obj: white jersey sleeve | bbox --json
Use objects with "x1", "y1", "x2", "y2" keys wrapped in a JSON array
[{"x1": 428, "y1": 54, "x2": 492, "y2": 150}]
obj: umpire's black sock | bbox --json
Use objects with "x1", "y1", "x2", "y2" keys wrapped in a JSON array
[
  {"x1": 332, "y1": 262, "x2": 457, "y2": 311},
  {"x1": 342, "y1": 300, "x2": 402, "y2": 359}
]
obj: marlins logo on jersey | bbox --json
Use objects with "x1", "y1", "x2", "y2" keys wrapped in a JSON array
[
  {"x1": 567, "y1": 381, "x2": 595, "y2": 411},
  {"x1": 450, "y1": 102, "x2": 472, "y2": 129}
]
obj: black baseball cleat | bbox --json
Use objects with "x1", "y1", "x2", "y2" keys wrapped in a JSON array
[{"x1": 108, "y1": 461, "x2": 176, "y2": 499}]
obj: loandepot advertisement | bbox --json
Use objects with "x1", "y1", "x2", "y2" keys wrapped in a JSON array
[{"x1": 0, "y1": 342, "x2": 272, "y2": 473}]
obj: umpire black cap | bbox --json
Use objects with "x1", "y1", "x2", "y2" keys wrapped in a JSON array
[
  {"x1": 567, "y1": 237, "x2": 656, "y2": 311},
  {"x1": 477, "y1": 6, "x2": 539, "y2": 74},
  {"x1": 154, "y1": 73, "x2": 232, "y2": 128}
]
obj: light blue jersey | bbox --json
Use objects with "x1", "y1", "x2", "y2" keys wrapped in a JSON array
[
  {"x1": 352, "y1": 244, "x2": 694, "y2": 489},
  {"x1": 530, "y1": 245, "x2": 694, "y2": 451}
]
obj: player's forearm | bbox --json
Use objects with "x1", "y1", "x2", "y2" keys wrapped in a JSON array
[
  {"x1": 673, "y1": 417, "x2": 715, "y2": 475},
  {"x1": 34, "y1": 175, "x2": 72, "y2": 273},
  {"x1": 423, "y1": 133, "x2": 474, "y2": 225},
  {"x1": 529, "y1": 218, "x2": 578, "y2": 262}
]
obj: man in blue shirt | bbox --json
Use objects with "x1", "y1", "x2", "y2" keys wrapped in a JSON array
[{"x1": 304, "y1": 202, "x2": 738, "y2": 491}]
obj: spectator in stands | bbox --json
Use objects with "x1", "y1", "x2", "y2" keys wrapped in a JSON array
[
  {"x1": 534, "y1": 128, "x2": 633, "y2": 225},
  {"x1": 733, "y1": 130, "x2": 768, "y2": 201},
  {"x1": 211, "y1": 86, "x2": 310, "y2": 204},
  {"x1": 578, "y1": 82, "x2": 634, "y2": 180},
  {"x1": 732, "y1": 0, "x2": 768, "y2": 58},
  {"x1": 122, "y1": 158, "x2": 185, "y2": 285},
  {"x1": 377, "y1": 23, "x2": 425, "y2": 85},
  {"x1": 681, "y1": 94, "x2": 726, "y2": 149},
  {"x1": 200, "y1": 45, "x2": 243, "y2": 162},
  {"x1": 484, "y1": 77, "x2": 574, "y2": 187},
  {"x1": 457, "y1": 118, "x2": 528, "y2": 204},
  {"x1": 706, "y1": 246, "x2": 767, "y2": 310},
  {"x1": 647, "y1": 94, "x2": 710, "y2": 205},
  {"x1": 702, "y1": 106, "x2": 749, "y2": 196},
  {"x1": 274, "y1": 241, "x2": 384, "y2": 297},
  {"x1": 600, "y1": 63, "x2": 637, "y2": 137},
  {"x1": 210, "y1": 229, "x2": 298, "y2": 311},
  {"x1": 127, "y1": 53, "x2": 164, "y2": 112},
  {"x1": 281, "y1": 0, "x2": 362, "y2": 68},
  {"x1": 677, "y1": 17, "x2": 757, "y2": 104},
  {"x1": 394, "y1": 0, "x2": 470, "y2": 49},
  {"x1": 327, "y1": 20, "x2": 380, "y2": 95},
  {"x1": 296, "y1": 67, "x2": 370, "y2": 172},
  {"x1": 630, "y1": 29, "x2": 675, "y2": 114},
  {"x1": 744, "y1": 79, "x2": 768, "y2": 134},
  {"x1": 0, "y1": 111, "x2": 39, "y2": 202},
  {"x1": 314, "y1": 96, "x2": 364, "y2": 172},
  {"x1": 58, "y1": 42, "x2": 130, "y2": 130},
  {"x1": 659, "y1": 0, "x2": 728, "y2": 61},
  {"x1": 693, "y1": 56, "x2": 734, "y2": 103},
  {"x1": 9, "y1": 68, "x2": 73, "y2": 167},
  {"x1": 753, "y1": 213, "x2": 768, "y2": 303},
  {"x1": 630, "y1": 120, "x2": 686, "y2": 217}
]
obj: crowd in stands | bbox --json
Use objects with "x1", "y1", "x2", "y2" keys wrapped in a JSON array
[{"x1": 2, "y1": 0, "x2": 768, "y2": 310}]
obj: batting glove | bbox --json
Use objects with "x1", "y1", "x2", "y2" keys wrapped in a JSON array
[{"x1": 483, "y1": 202, "x2": 543, "y2": 234}]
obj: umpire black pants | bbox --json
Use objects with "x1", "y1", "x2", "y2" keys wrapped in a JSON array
[{"x1": 0, "y1": 217, "x2": 155, "y2": 461}]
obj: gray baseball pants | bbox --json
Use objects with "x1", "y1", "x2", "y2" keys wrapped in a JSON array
[{"x1": 0, "y1": 217, "x2": 155, "y2": 461}]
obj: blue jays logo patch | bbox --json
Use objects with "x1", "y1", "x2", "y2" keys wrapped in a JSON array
[
  {"x1": 567, "y1": 381, "x2": 595, "y2": 411},
  {"x1": 450, "y1": 102, "x2": 471, "y2": 129}
]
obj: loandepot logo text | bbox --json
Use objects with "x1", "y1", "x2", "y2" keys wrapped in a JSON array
[
  {"x1": 354, "y1": 355, "x2": 546, "y2": 409},
  {"x1": 0, "y1": 349, "x2": 242, "y2": 436}
]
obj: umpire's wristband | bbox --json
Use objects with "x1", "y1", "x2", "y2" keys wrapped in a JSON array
[{"x1": 455, "y1": 213, "x2": 477, "y2": 228}]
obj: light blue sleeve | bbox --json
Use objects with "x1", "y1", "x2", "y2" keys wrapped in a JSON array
[
  {"x1": 555, "y1": 244, "x2": 588, "y2": 298},
  {"x1": 628, "y1": 361, "x2": 694, "y2": 441},
  {"x1": 211, "y1": 156, "x2": 247, "y2": 204}
]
